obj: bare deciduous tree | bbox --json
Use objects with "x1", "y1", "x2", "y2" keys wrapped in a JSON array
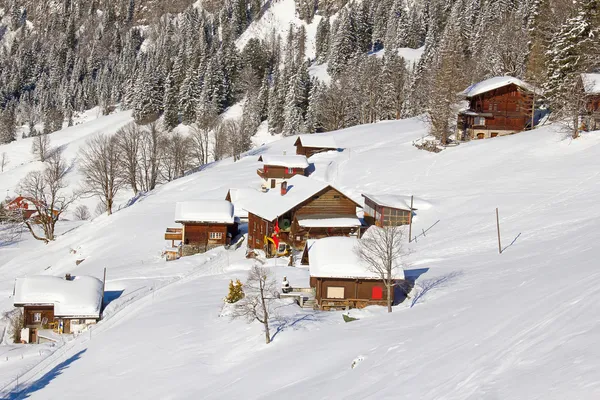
[
  {"x1": 73, "y1": 204, "x2": 91, "y2": 221},
  {"x1": 161, "y1": 132, "x2": 192, "y2": 182},
  {"x1": 79, "y1": 133, "x2": 125, "y2": 215},
  {"x1": 212, "y1": 123, "x2": 228, "y2": 162},
  {"x1": 31, "y1": 133, "x2": 52, "y2": 162},
  {"x1": 356, "y1": 226, "x2": 411, "y2": 313},
  {"x1": 222, "y1": 118, "x2": 252, "y2": 162},
  {"x1": 0, "y1": 152, "x2": 9, "y2": 172},
  {"x1": 18, "y1": 151, "x2": 76, "y2": 243},
  {"x1": 138, "y1": 122, "x2": 164, "y2": 192},
  {"x1": 190, "y1": 106, "x2": 221, "y2": 166},
  {"x1": 232, "y1": 265, "x2": 278, "y2": 344},
  {"x1": 116, "y1": 123, "x2": 142, "y2": 194}
]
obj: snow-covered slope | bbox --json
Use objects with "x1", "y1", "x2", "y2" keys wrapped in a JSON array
[{"x1": 1, "y1": 113, "x2": 600, "y2": 398}]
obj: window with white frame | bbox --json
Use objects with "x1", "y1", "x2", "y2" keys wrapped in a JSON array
[
  {"x1": 209, "y1": 232, "x2": 223, "y2": 240},
  {"x1": 326, "y1": 287, "x2": 345, "y2": 299},
  {"x1": 33, "y1": 312, "x2": 41, "y2": 323},
  {"x1": 474, "y1": 117, "x2": 486, "y2": 126}
]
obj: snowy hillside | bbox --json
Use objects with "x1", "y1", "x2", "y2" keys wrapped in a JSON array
[{"x1": 0, "y1": 111, "x2": 599, "y2": 398}]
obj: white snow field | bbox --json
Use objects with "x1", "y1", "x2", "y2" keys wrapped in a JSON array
[{"x1": 0, "y1": 113, "x2": 599, "y2": 399}]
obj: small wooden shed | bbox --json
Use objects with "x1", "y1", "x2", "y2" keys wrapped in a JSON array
[
  {"x1": 304, "y1": 236, "x2": 405, "y2": 310},
  {"x1": 294, "y1": 135, "x2": 338, "y2": 158},
  {"x1": 362, "y1": 194, "x2": 414, "y2": 227},
  {"x1": 581, "y1": 73, "x2": 600, "y2": 131}
]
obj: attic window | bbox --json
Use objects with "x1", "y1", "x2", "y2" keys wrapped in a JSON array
[
  {"x1": 313, "y1": 195, "x2": 320, "y2": 200},
  {"x1": 333, "y1": 195, "x2": 340, "y2": 199}
]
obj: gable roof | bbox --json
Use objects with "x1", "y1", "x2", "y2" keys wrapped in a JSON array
[
  {"x1": 294, "y1": 135, "x2": 338, "y2": 150},
  {"x1": 174, "y1": 200, "x2": 235, "y2": 224},
  {"x1": 307, "y1": 236, "x2": 405, "y2": 280},
  {"x1": 581, "y1": 73, "x2": 600, "y2": 95},
  {"x1": 258, "y1": 155, "x2": 309, "y2": 169},
  {"x1": 461, "y1": 76, "x2": 541, "y2": 98},
  {"x1": 362, "y1": 194, "x2": 414, "y2": 211},
  {"x1": 243, "y1": 175, "x2": 361, "y2": 222},
  {"x1": 14, "y1": 275, "x2": 104, "y2": 318}
]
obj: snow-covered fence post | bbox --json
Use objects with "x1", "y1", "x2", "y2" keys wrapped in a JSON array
[{"x1": 496, "y1": 208, "x2": 502, "y2": 254}]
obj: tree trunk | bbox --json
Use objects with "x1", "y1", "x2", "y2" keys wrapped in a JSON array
[
  {"x1": 24, "y1": 221, "x2": 49, "y2": 244},
  {"x1": 260, "y1": 284, "x2": 271, "y2": 344},
  {"x1": 387, "y1": 284, "x2": 392, "y2": 313},
  {"x1": 107, "y1": 198, "x2": 113, "y2": 215}
]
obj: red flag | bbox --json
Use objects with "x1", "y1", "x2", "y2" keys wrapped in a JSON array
[
  {"x1": 274, "y1": 219, "x2": 280, "y2": 235},
  {"x1": 272, "y1": 234, "x2": 280, "y2": 249}
]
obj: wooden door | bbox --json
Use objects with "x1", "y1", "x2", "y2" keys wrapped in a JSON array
[
  {"x1": 30, "y1": 328, "x2": 37, "y2": 343},
  {"x1": 270, "y1": 179, "x2": 276, "y2": 189}
]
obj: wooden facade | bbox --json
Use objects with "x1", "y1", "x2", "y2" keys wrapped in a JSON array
[
  {"x1": 257, "y1": 165, "x2": 306, "y2": 189},
  {"x1": 180, "y1": 223, "x2": 235, "y2": 256},
  {"x1": 309, "y1": 277, "x2": 392, "y2": 310},
  {"x1": 21, "y1": 305, "x2": 98, "y2": 343},
  {"x1": 584, "y1": 94, "x2": 600, "y2": 131},
  {"x1": 362, "y1": 196, "x2": 411, "y2": 227},
  {"x1": 247, "y1": 187, "x2": 361, "y2": 256},
  {"x1": 458, "y1": 83, "x2": 535, "y2": 140}
]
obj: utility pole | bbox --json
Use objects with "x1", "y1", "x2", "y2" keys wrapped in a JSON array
[{"x1": 496, "y1": 208, "x2": 502, "y2": 254}]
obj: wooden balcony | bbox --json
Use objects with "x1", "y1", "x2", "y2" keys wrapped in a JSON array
[{"x1": 165, "y1": 228, "x2": 182, "y2": 241}]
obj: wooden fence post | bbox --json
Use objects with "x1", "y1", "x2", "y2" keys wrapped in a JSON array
[
  {"x1": 496, "y1": 208, "x2": 502, "y2": 254},
  {"x1": 408, "y1": 195, "x2": 414, "y2": 243}
]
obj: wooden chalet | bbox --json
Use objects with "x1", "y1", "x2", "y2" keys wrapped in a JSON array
[
  {"x1": 303, "y1": 236, "x2": 405, "y2": 310},
  {"x1": 244, "y1": 175, "x2": 362, "y2": 257},
  {"x1": 457, "y1": 76, "x2": 540, "y2": 140},
  {"x1": 225, "y1": 187, "x2": 260, "y2": 222},
  {"x1": 257, "y1": 155, "x2": 309, "y2": 189},
  {"x1": 165, "y1": 200, "x2": 238, "y2": 258},
  {"x1": 294, "y1": 135, "x2": 338, "y2": 158},
  {"x1": 13, "y1": 275, "x2": 104, "y2": 343},
  {"x1": 581, "y1": 73, "x2": 600, "y2": 131},
  {"x1": 362, "y1": 194, "x2": 413, "y2": 227}
]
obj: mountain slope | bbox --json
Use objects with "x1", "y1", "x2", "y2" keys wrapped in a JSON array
[{"x1": 0, "y1": 113, "x2": 599, "y2": 398}]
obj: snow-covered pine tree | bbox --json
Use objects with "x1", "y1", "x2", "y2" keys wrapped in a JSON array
[
  {"x1": 315, "y1": 17, "x2": 331, "y2": 63},
  {"x1": 327, "y1": 8, "x2": 358, "y2": 76},
  {"x1": 163, "y1": 73, "x2": 179, "y2": 130}
]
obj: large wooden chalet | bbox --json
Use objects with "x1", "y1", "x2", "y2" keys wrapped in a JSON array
[
  {"x1": 13, "y1": 275, "x2": 104, "y2": 343},
  {"x1": 257, "y1": 155, "x2": 309, "y2": 190},
  {"x1": 165, "y1": 200, "x2": 238, "y2": 257},
  {"x1": 581, "y1": 73, "x2": 600, "y2": 131},
  {"x1": 303, "y1": 236, "x2": 405, "y2": 310},
  {"x1": 243, "y1": 175, "x2": 362, "y2": 257},
  {"x1": 457, "y1": 76, "x2": 540, "y2": 140},
  {"x1": 362, "y1": 194, "x2": 413, "y2": 227},
  {"x1": 294, "y1": 135, "x2": 338, "y2": 158}
]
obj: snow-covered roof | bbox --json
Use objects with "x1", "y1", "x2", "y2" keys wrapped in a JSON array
[
  {"x1": 174, "y1": 201, "x2": 235, "y2": 224},
  {"x1": 363, "y1": 194, "x2": 414, "y2": 211},
  {"x1": 581, "y1": 73, "x2": 600, "y2": 95},
  {"x1": 14, "y1": 276, "x2": 104, "y2": 318},
  {"x1": 243, "y1": 175, "x2": 360, "y2": 222},
  {"x1": 294, "y1": 135, "x2": 338, "y2": 150},
  {"x1": 226, "y1": 188, "x2": 261, "y2": 219},
  {"x1": 461, "y1": 76, "x2": 541, "y2": 97},
  {"x1": 307, "y1": 237, "x2": 405, "y2": 280},
  {"x1": 258, "y1": 155, "x2": 309, "y2": 169},
  {"x1": 297, "y1": 215, "x2": 361, "y2": 228}
]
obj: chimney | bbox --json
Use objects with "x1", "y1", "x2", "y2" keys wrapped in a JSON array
[
  {"x1": 281, "y1": 181, "x2": 288, "y2": 196},
  {"x1": 65, "y1": 273, "x2": 72, "y2": 281}
]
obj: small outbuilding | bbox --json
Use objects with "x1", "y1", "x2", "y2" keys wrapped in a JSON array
[
  {"x1": 294, "y1": 135, "x2": 338, "y2": 158},
  {"x1": 581, "y1": 73, "x2": 600, "y2": 131},
  {"x1": 257, "y1": 155, "x2": 309, "y2": 189},
  {"x1": 304, "y1": 237, "x2": 405, "y2": 310},
  {"x1": 362, "y1": 194, "x2": 414, "y2": 227},
  {"x1": 13, "y1": 275, "x2": 104, "y2": 343},
  {"x1": 169, "y1": 200, "x2": 238, "y2": 257}
]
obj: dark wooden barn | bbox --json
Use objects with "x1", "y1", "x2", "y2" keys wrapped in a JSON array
[
  {"x1": 294, "y1": 135, "x2": 338, "y2": 158},
  {"x1": 581, "y1": 73, "x2": 600, "y2": 131},
  {"x1": 362, "y1": 194, "x2": 413, "y2": 227},
  {"x1": 457, "y1": 76, "x2": 540, "y2": 140}
]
